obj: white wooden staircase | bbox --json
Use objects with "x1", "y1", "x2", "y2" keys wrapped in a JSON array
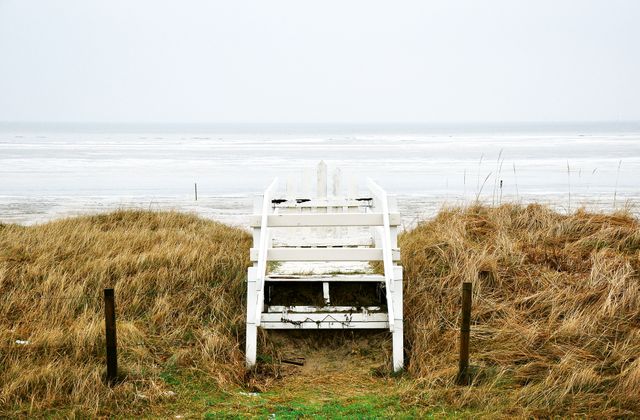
[{"x1": 245, "y1": 162, "x2": 404, "y2": 371}]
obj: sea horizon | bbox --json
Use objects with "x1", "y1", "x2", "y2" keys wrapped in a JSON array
[
  {"x1": 1, "y1": 122, "x2": 639, "y2": 226},
  {"x1": 2, "y1": 120, "x2": 640, "y2": 136}
]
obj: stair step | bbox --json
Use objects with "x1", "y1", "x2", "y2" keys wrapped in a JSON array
[
  {"x1": 266, "y1": 305, "x2": 383, "y2": 313},
  {"x1": 271, "y1": 197, "x2": 373, "y2": 208},
  {"x1": 250, "y1": 212, "x2": 401, "y2": 227},
  {"x1": 260, "y1": 311, "x2": 389, "y2": 329},
  {"x1": 272, "y1": 239, "x2": 373, "y2": 248},
  {"x1": 265, "y1": 274, "x2": 385, "y2": 282},
  {"x1": 251, "y1": 247, "x2": 400, "y2": 262}
]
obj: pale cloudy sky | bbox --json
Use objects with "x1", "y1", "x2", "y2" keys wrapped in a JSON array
[{"x1": 0, "y1": 0, "x2": 639, "y2": 124}]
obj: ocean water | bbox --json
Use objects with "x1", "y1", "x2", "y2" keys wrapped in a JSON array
[{"x1": 1, "y1": 123, "x2": 639, "y2": 227}]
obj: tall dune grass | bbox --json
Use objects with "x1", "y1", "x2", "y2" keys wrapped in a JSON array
[
  {"x1": 401, "y1": 204, "x2": 640, "y2": 416},
  {"x1": 1, "y1": 205, "x2": 639, "y2": 416},
  {"x1": 0, "y1": 211, "x2": 252, "y2": 415}
]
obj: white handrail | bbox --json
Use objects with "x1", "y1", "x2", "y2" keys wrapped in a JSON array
[
  {"x1": 255, "y1": 178, "x2": 279, "y2": 324},
  {"x1": 367, "y1": 179, "x2": 395, "y2": 293},
  {"x1": 367, "y1": 178, "x2": 396, "y2": 332},
  {"x1": 377, "y1": 226, "x2": 395, "y2": 332}
]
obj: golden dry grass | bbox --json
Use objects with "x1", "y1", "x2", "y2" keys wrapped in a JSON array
[
  {"x1": 0, "y1": 210, "x2": 252, "y2": 416},
  {"x1": 401, "y1": 204, "x2": 640, "y2": 417},
  {"x1": 1, "y1": 205, "x2": 639, "y2": 417}
]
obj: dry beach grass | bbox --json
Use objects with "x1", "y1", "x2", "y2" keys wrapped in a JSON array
[
  {"x1": 0, "y1": 211, "x2": 252, "y2": 416},
  {"x1": 401, "y1": 204, "x2": 640, "y2": 416},
  {"x1": 0, "y1": 205, "x2": 639, "y2": 417}
]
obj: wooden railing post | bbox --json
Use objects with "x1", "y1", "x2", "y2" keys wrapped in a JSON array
[
  {"x1": 104, "y1": 288, "x2": 118, "y2": 385},
  {"x1": 457, "y1": 282, "x2": 472, "y2": 385},
  {"x1": 317, "y1": 160, "x2": 327, "y2": 198}
]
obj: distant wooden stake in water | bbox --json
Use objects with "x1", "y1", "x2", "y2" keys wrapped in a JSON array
[
  {"x1": 512, "y1": 162, "x2": 519, "y2": 202},
  {"x1": 104, "y1": 288, "x2": 118, "y2": 385},
  {"x1": 614, "y1": 160, "x2": 622, "y2": 209},
  {"x1": 567, "y1": 161, "x2": 571, "y2": 212},
  {"x1": 457, "y1": 282, "x2": 472, "y2": 385},
  {"x1": 194, "y1": 183, "x2": 198, "y2": 201}
]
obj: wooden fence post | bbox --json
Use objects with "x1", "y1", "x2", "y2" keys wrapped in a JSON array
[
  {"x1": 104, "y1": 288, "x2": 118, "y2": 385},
  {"x1": 457, "y1": 282, "x2": 472, "y2": 385}
]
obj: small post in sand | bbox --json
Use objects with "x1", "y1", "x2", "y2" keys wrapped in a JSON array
[
  {"x1": 457, "y1": 282, "x2": 472, "y2": 385},
  {"x1": 104, "y1": 288, "x2": 118, "y2": 385}
]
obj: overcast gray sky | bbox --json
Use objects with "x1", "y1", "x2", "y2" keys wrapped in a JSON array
[{"x1": 0, "y1": 0, "x2": 639, "y2": 124}]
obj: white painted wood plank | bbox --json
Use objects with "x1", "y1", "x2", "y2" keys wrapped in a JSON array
[
  {"x1": 246, "y1": 323, "x2": 258, "y2": 364},
  {"x1": 254, "y1": 178, "x2": 279, "y2": 325},
  {"x1": 261, "y1": 322, "x2": 389, "y2": 330},
  {"x1": 333, "y1": 167, "x2": 341, "y2": 197},
  {"x1": 250, "y1": 247, "x2": 400, "y2": 262},
  {"x1": 249, "y1": 213, "x2": 401, "y2": 227},
  {"x1": 392, "y1": 266, "x2": 404, "y2": 371},
  {"x1": 261, "y1": 312, "x2": 388, "y2": 323},
  {"x1": 246, "y1": 267, "x2": 257, "y2": 321},
  {"x1": 392, "y1": 323, "x2": 404, "y2": 370},
  {"x1": 271, "y1": 237, "x2": 373, "y2": 248},
  {"x1": 366, "y1": 178, "x2": 397, "y2": 331},
  {"x1": 392, "y1": 266, "x2": 404, "y2": 320},
  {"x1": 274, "y1": 202, "x2": 368, "y2": 209},
  {"x1": 266, "y1": 305, "x2": 383, "y2": 312},
  {"x1": 265, "y1": 274, "x2": 385, "y2": 282},
  {"x1": 252, "y1": 195, "x2": 263, "y2": 268},
  {"x1": 317, "y1": 161, "x2": 327, "y2": 198},
  {"x1": 246, "y1": 267, "x2": 258, "y2": 367},
  {"x1": 322, "y1": 283, "x2": 330, "y2": 305}
]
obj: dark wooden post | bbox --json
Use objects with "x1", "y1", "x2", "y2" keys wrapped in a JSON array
[
  {"x1": 104, "y1": 288, "x2": 118, "y2": 385},
  {"x1": 194, "y1": 183, "x2": 198, "y2": 201},
  {"x1": 457, "y1": 282, "x2": 472, "y2": 385}
]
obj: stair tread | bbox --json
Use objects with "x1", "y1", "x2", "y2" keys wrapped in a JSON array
[
  {"x1": 265, "y1": 305, "x2": 385, "y2": 313},
  {"x1": 265, "y1": 273, "x2": 384, "y2": 282}
]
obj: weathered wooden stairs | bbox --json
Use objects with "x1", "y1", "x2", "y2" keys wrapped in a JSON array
[{"x1": 246, "y1": 162, "x2": 403, "y2": 371}]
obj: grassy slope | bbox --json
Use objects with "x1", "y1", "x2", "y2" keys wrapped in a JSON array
[
  {"x1": 0, "y1": 211, "x2": 252, "y2": 416},
  {"x1": 1, "y1": 206, "x2": 639, "y2": 417},
  {"x1": 401, "y1": 204, "x2": 640, "y2": 417}
]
